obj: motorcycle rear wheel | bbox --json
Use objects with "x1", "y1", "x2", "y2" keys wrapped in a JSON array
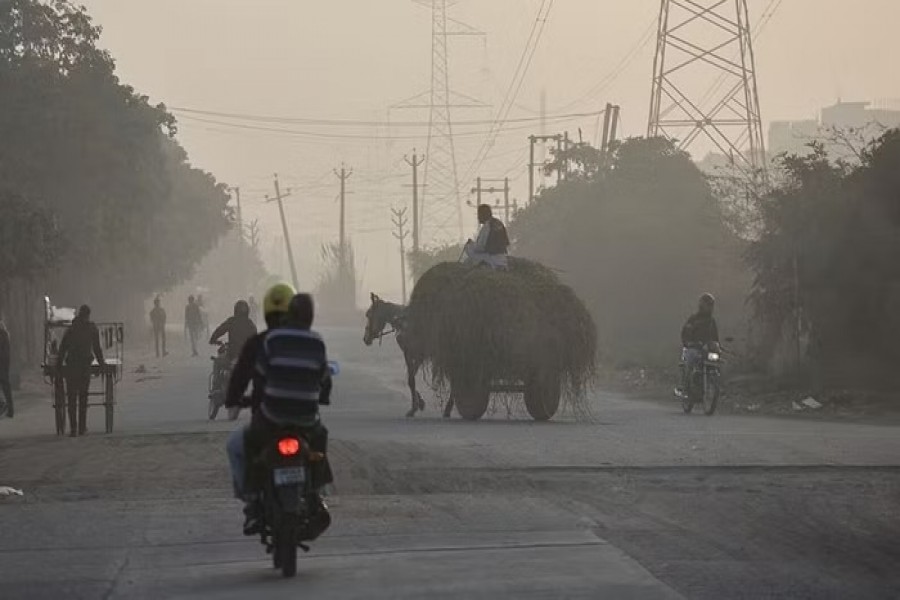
[
  {"x1": 276, "y1": 514, "x2": 299, "y2": 578},
  {"x1": 227, "y1": 405, "x2": 240, "y2": 421},
  {"x1": 682, "y1": 396, "x2": 694, "y2": 414}
]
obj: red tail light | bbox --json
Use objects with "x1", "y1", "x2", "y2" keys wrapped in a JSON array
[{"x1": 277, "y1": 437, "x2": 301, "y2": 456}]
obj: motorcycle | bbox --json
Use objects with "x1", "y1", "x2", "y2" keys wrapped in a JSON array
[
  {"x1": 240, "y1": 360, "x2": 340, "y2": 578},
  {"x1": 680, "y1": 344, "x2": 722, "y2": 416},
  {"x1": 208, "y1": 342, "x2": 240, "y2": 421}
]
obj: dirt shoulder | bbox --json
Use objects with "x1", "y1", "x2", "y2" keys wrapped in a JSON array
[{"x1": 599, "y1": 367, "x2": 900, "y2": 424}]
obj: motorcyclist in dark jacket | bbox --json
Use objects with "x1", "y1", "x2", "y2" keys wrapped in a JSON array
[
  {"x1": 677, "y1": 293, "x2": 720, "y2": 395},
  {"x1": 210, "y1": 300, "x2": 258, "y2": 360},
  {"x1": 224, "y1": 286, "x2": 333, "y2": 536},
  {"x1": 208, "y1": 300, "x2": 258, "y2": 397}
]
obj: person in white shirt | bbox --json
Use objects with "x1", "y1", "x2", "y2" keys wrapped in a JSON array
[{"x1": 463, "y1": 204, "x2": 509, "y2": 269}]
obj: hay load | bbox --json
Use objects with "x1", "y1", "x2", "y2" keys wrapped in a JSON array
[{"x1": 406, "y1": 257, "x2": 597, "y2": 420}]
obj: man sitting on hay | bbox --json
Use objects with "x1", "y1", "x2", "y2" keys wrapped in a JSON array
[{"x1": 463, "y1": 204, "x2": 509, "y2": 270}]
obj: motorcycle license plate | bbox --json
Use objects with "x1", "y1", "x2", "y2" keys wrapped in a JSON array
[{"x1": 273, "y1": 467, "x2": 306, "y2": 486}]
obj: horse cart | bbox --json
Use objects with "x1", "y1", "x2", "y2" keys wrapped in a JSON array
[
  {"x1": 40, "y1": 298, "x2": 124, "y2": 435},
  {"x1": 365, "y1": 258, "x2": 596, "y2": 422}
]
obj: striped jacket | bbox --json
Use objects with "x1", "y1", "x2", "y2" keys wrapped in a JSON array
[{"x1": 227, "y1": 326, "x2": 329, "y2": 424}]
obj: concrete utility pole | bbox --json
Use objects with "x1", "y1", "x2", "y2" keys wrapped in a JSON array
[
  {"x1": 230, "y1": 186, "x2": 245, "y2": 294},
  {"x1": 265, "y1": 174, "x2": 299, "y2": 291},
  {"x1": 333, "y1": 164, "x2": 353, "y2": 268},
  {"x1": 600, "y1": 103, "x2": 622, "y2": 157},
  {"x1": 528, "y1": 133, "x2": 563, "y2": 204},
  {"x1": 391, "y1": 207, "x2": 410, "y2": 304},
  {"x1": 404, "y1": 150, "x2": 425, "y2": 254},
  {"x1": 471, "y1": 177, "x2": 516, "y2": 224}
]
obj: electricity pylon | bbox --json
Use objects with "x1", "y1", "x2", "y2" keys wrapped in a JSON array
[
  {"x1": 648, "y1": 0, "x2": 766, "y2": 175},
  {"x1": 393, "y1": 0, "x2": 487, "y2": 243}
]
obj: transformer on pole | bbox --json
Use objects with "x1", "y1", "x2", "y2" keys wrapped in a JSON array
[{"x1": 648, "y1": 0, "x2": 766, "y2": 175}]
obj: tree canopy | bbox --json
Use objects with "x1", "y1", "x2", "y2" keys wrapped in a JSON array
[
  {"x1": 512, "y1": 137, "x2": 749, "y2": 366},
  {"x1": 0, "y1": 0, "x2": 231, "y2": 316},
  {"x1": 748, "y1": 131, "x2": 900, "y2": 385}
]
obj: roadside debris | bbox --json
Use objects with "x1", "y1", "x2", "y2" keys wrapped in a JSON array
[
  {"x1": 801, "y1": 397, "x2": 823, "y2": 410},
  {"x1": 0, "y1": 486, "x2": 24, "y2": 497}
]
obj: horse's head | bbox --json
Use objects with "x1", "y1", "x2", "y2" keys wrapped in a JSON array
[{"x1": 363, "y1": 292, "x2": 388, "y2": 346}]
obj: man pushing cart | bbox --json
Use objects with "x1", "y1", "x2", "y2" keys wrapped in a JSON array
[{"x1": 41, "y1": 298, "x2": 124, "y2": 435}]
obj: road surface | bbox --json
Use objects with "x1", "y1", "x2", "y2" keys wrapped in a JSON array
[{"x1": 1, "y1": 327, "x2": 898, "y2": 599}]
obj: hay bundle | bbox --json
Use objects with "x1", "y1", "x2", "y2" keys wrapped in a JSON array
[{"x1": 407, "y1": 257, "x2": 597, "y2": 419}]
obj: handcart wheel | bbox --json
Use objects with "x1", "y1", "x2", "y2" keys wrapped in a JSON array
[
  {"x1": 104, "y1": 373, "x2": 115, "y2": 434},
  {"x1": 54, "y1": 376, "x2": 66, "y2": 436}
]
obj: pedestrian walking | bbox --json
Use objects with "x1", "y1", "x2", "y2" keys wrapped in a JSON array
[
  {"x1": 0, "y1": 317, "x2": 13, "y2": 418},
  {"x1": 150, "y1": 296, "x2": 168, "y2": 357},
  {"x1": 57, "y1": 305, "x2": 105, "y2": 436},
  {"x1": 197, "y1": 294, "x2": 211, "y2": 338},
  {"x1": 184, "y1": 295, "x2": 203, "y2": 356}
]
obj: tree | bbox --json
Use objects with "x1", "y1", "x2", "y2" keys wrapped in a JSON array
[
  {"x1": 316, "y1": 242, "x2": 359, "y2": 320},
  {"x1": 0, "y1": 191, "x2": 62, "y2": 301},
  {"x1": 512, "y1": 137, "x2": 749, "y2": 367},
  {"x1": 747, "y1": 131, "x2": 900, "y2": 386},
  {"x1": 0, "y1": 0, "x2": 230, "y2": 319},
  {"x1": 408, "y1": 243, "x2": 465, "y2": 282}
]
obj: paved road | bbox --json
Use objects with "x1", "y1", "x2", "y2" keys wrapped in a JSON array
[{"x1": 1, "y1": 327, "x2": 898, "y2": 599}]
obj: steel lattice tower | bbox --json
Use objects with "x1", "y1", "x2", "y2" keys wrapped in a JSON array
[
  {"x1": 648, "y1": 0, "x2": 766, "y2": 175},
  {"x1": 395, "y1": 0, "x2": 485, "y2": 243}
]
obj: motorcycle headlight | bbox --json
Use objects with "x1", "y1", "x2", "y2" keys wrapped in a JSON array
[{"x1": 707, "y1": 352, "x2": 720, "y2": 361}]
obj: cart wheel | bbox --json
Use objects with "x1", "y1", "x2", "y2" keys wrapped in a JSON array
[
  {"x1": 54, "y1": 377, "x2": 66, "y2": 436},
  {"x1": 105, "y1": 374, "x2": 115, "y2": 434},
  {"x1": 451, "y1": 377, "x2": 490, "y2": 421},
  {"x1": 524, "y1": 373, "x2": 561, "y2": 421}
]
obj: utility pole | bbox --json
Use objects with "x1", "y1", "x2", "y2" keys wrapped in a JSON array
[
  {"x1": 391, "y1": 207, "x2": 410, "y2": 304},
  {"x1": 404, "y1": 150, "x2": 425, "y2": 254},
  {"x1": 563, "y1": 131, "x2": 570, "y2": 181},
  {"x1": 265, "y1": 174, "x2": 299, "y2": 291},
  {"x1": 333, "y1": 164, "x2": 353, "y2": 269},
  {"x1": 230, "y1": 186, "x2": 244, "y2": 295},
  {"x1": 471, "y1": 178, "x2": 516, "y2": 224},
  {"x1": 600, "y1": 103, "x2": 622, "y2": 162},
  {"x1": 528, "y1": 133, "x2": 563, "y2": 204}
]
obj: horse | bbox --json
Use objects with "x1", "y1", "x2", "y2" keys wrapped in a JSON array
[{"x1": 363, "y1": 292, "x2": 453, "y2": 418}]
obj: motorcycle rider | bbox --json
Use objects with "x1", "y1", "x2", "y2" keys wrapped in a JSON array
[
  {"x1": 209, "y1": 300, "x2": 258, "y2": 396},
  {"x1": 677, "y1": 293, "x2": 720, "y2": 396},
  {"x1": 224, "y1": 285, "x2": 333, "y2": 536}
]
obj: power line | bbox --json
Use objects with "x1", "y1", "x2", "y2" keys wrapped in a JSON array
[
  {"x1": 554, "y1": 14, "x2": 657, "y2": 114},
  {"x1": 460, "y1": 0, "x2": 555, "y2": 193},
  {"x1": 170, "y1": 106, "x2": 603, "y2": 128},
  {"x1": 174, "y1": 112, "x2": 590, "y2": 142}
]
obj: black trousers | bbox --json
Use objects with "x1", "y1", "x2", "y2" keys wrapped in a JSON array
[
  {"x1": 65, "y1": 368, "x2": 91, "y2": 434},
  {"x1": 153, "y1": 327, "x2": 167, "y2": 357}
]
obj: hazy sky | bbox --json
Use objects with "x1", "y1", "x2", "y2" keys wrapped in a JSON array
[{"x1": 78, "y1": 0, "x2": 900, "y2": 301}]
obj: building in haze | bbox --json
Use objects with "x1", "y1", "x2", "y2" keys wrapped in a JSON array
[{"x1": 768, "y1": 100, "x2": 900, "y2": 158}]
